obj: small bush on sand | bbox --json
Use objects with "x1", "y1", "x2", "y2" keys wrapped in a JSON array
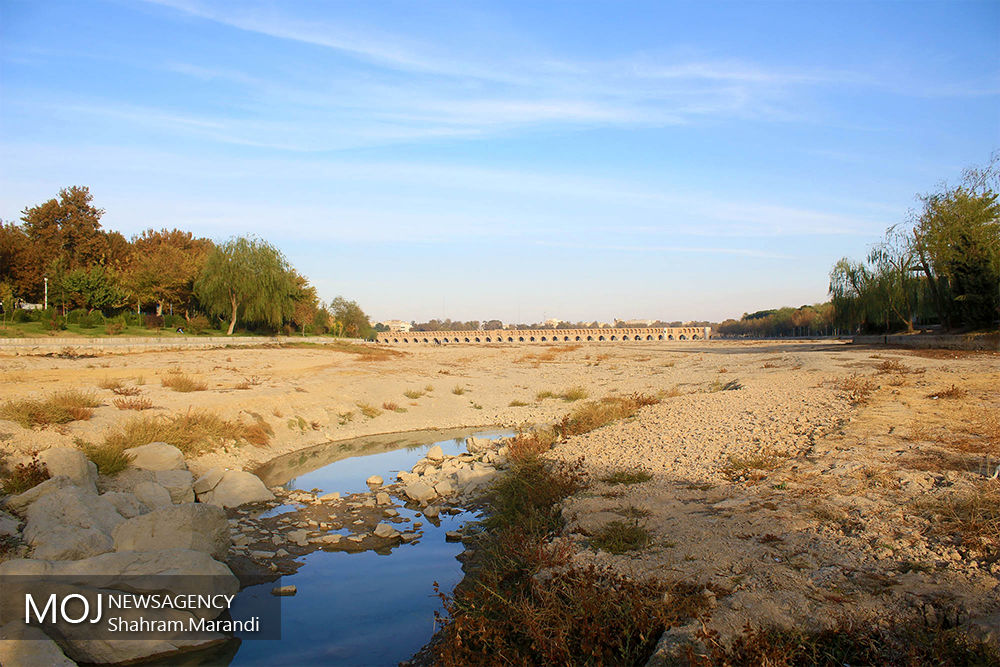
[
  {"x1": 508, "y1": 399, "x2": 529, "y2": 407},
  {"x1": 0, "y1": 452, "x2": 50, "y2": 495},
  {"x1": 535, "y1": 390, "x2": 558, "y2": 400},
  {"x1": 113, "y1": 397, "x2": 153, "y2": 411},
  {"x1": 840, "y1": 374, "x2": 878, "y2": 404},
  {"x1": 0, "y1": 390, "x2": 101, "y2": 428},
  {"x1": 404, "y1": 389, "x2": 424, "y2": 399},
  {"x1": 589, "y1": 518, "x2": 653, "y2": 554},
  {"x1": 722, "y1": 448, "x2": 788, "y2": 481},
  {"x1": 357, "y1": 402, "x2": 382, "y2": 418},
  {"x1": 98, "y1": 377, "x2": 125, "y2": 391},
  {"x1": 926, "y1": 385, "x2": 968, "y2": 400},
  {"x1": 708, "y1": 379, "x2": 743, "y2": 392},
  {"x1": 451, "y1": 385, "x2": 466, "y2": 395},
  {"x1": 913, "y1": 480, "x2": 999, "y2": 554},
  {"x1": 560, "y1": 386, "x2": 588, "y2": 402},
  {"x1": 382, "y1": 401, "x2": 407, "y2": 413},
  {"x1": 161, "y1": 374, "x2": 208, "y2": 392},
  {"x1": 555, "y1": 393, "x2": 660, "y2": 439}
]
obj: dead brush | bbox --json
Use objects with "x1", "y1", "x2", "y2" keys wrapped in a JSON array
[
  {"x1": 111, "y1": 385, "x2": 141, "y2": 396},
  {"x1": 160, "y1": 374, "x2": 207, "y2": 392},
  {"x1": 234, "y1": 375, "x2": 265, "y2": 390},
  {"x1": 926, "y1": 385, "x2": 967, "y2": 400},
  {"x1": 589, "y1": 517, "x2": 653, "y2": 554},
  {"x1": 0, "y1": 390, "x2": 101, "y2": 428},
  {"x1": 356, "y1": 402, "x2": 382, "y2": 419},
  {"x1": 840, "y1": 374, "x2": 878, "y2": 404},
  {"x1": 856, "y1": 465, "x2": 900, "y2": 490},
  {"x1": 112, "y1": 396, "x2": 153, "y2": 411},
  {"x1": 874, "y1": 358, "x2": 924, "y2": 375},
  {"x1": 0, "y1": 451, "x2": 50, "y2": 494},
  {"x1": 97, "y1": 377, "x2": 125, "y2": 391},
  {"x1": 723, "y1": 448, "x2": 788, "y2": 481},
  {"x1": 506, "y1": 429, "x2": 559, "y2": 463},
  {"x1": 381, "y1": 401, "x2": 407, "y2": 413},
  {"x1": 913, "y1": 479, "x2": 1000, "y2": 554}
]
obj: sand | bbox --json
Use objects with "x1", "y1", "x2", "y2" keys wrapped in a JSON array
[{"x1": 1, "y1": 339, "x2": 998, "y2": 645}]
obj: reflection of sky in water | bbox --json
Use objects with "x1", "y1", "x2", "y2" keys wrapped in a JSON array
[
  {"x1": 229, "y1": 430, "x2": 511, "y2": 666},
  {"x1": 284, "y1": 430, "x2": 511, "y2": 497}
]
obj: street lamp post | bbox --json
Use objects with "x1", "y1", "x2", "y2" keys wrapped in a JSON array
[{"x1": 43, "y1": 277, "x2": 48, "y2": 311}]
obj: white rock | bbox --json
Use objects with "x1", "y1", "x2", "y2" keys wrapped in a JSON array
[
  {"x1": 112, "y1": 504, "x2": 230, "y2": 560},
  {"x1": 319, "y1": 534, "x2": 342, "y2": 544},
  {"x1": 287, "y1": 529, "x2": 309, "y2": 547},
  {"x1": 397, "y1": 471, "x2": 418, "y2": 484},
  {"x1": 38, "y1": 448, "x2": 97, "y2": 491},
  {"x1": 422, "y1": 506, "x2": 440, "y2": 519},
  {"x1": 403, "y1": 480, "x2": 437, "y2": 503},
  {"x1": 319, "y1": 491, "x2": 341, "y2": 501},
  {"x1": 434, "y1": 480, "x2": 455, "y2": 496},
  {"x1": 192, "y1": 467, "x2": 225, "y2": 494},
  {"x1": 197, "y1": 470, "x2": 274, "y2": 508},
  {"x1": 133, "y1": 482, "x2": 173, "y2": 509},
  {"x1": 425, "y1": 445, "x2": 445, "y2": 462},
  {"x1": 101, "y1": 491, "x2": 147, "y2": 518},
  {"x1": 154, "y1": 470, "x2": 194, "y2": 504},
  {"x1": 466, "y1": 436, "x2": 492, "y2": 454},
  {"x1": 3, "y1": 476, "x2": 75, "y2": 515},
  {"x1": 122, "y1": 442, "x2": 186, "y2": 471},
  {"x1": 373, "y1": 523, "x2": 399, "y2": 539},
  {"x1": 0, "y1": 621, "x2": 75, "y2": 666},
  {"x1": 375, "y1": 491, "x2": 391, "y2": 505},
  {"x1": 366, "y1": 475, "x2": 384, "y2": 487},
  {"x1": 23, "y1": 487, "x2": 125, "y2": 560},
  {"x1": 0, "y1": 511, "x2": 20, "y2": 537}
]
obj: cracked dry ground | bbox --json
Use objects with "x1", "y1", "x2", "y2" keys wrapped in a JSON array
[{"x1": 552, "y1": 346, "x2": 1000, "y2": 654}]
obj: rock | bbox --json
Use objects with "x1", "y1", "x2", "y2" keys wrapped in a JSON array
[
  {"x1": 434, "y1": 479, "x2": 455, "y2": 496},
  {"x1": 375, "y1": 491, "x2": 391, "y2": 505},
  {"x1": 319, "y1": 534, "x2": 342, "y2": 544},
  {"x1": 426, "y1": 445, "x2": 444, "y2": 462},
  {"x1": 466, "y1": 436, "x2": 491, "y2": 454},
  {"x1": 3, "y1": 476, "x2": 75, "y2": 515},
  {"x1": 319, "y1": 491, "x2": 341, "y2": 501},
  {"x1": 366, "y1": 475, "x2": 384, "y2": 487},
  {"x1": 423, "y1": 506, "x2": 440, "y2": 519},
  {"x1": 271, "y1": 585, "x2": 297, "y2": 596},
  {"x1": 112, "y1": 504, "x2": 230, "y2": 560},
  {"x1": 397, "y1": 471, "x2": 418, "y2": 484},
  {"x1": 155, "y1": 470, "x2": 194, "y2": 504},
  {"x1": 400, "y1": 532, "x2": 418, "y2": 542},
  {"x1": 0, "y1": 511, "x2": 20, "y2": 537},
  {"x1": 101, "y1": 491, "x2": 147, "y2": 518},
  {"x1": 192, "y1": 467, "x2": 225, "y2": 494},
  {"x1": 275, "y1": 548, "x2": 289, "y2": 557},
  {"x1": 374, "y1": 523, "x2": 400, "y2": 539},
  {"x1": 38, "y1": 448, "x2": 98, "y2": 491},
  {"x1": 23, "y1": 487, "x2": 125, "y2": 560},
  {"x1": 133, "y1": 482, "x2": 173, "y2": 509},
  {"x1": 445, "y1": 531, "x2": 463, "y2": 542},
  {"x1": 197, "y1": 470, "x2": 274, "y2": 508},
  {"x1": 0, "y1": 621, "x2": 76, "y2": 666},
  {"x1": 287, "y1": 529, "x2": 309, "y2": 547},
  {"x1": 122, "y1": 442, "x2": 186, "y2": 471},
  {"x1": 383, "y1": 509, "x2": 399, "y2": 517},
  {"x1": 403, "y1": 480, "x2": 437, "y2": 503}
]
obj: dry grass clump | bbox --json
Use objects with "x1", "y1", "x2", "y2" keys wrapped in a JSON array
[
  {"x1": 659, "y1": 385, "x2": 684, "y2": 398},
  {"x1": 102, "y1": 410, "x2": 272, "y2": 457},
  {"x1": 282, "y1": 340, "x2": 407, "y2": 361},
  {"x1": 559, "y1": 386, "x2": 588, "y2": 402},
  {"x1": 74, "y1": 438, "x2": 133, "y2": 476},
  {"x1": 707, "y1": 378, "x2": 743, "y2": 392},
  {"x1": 926, "y1": 385, "x2": 968, "y2": 400},
  {"x1": 589, "y1": 518, "x2": 652, "y2": 554},
  {"x1": 0, "y1": 452, "x2": 50, "y2": 495},
  {"x1": 97, "y1": 377, "x2": 125, "y2": 391},
  {"x1": 356, "y1": 402, "x2": 382, "y2": 418},
  {"x1": 234, "y1": 375, "x2": 265, "y2": 390},
  {"x1": 382, "y1": 401, "x2": 407, "y2": 413},
  {"x1": 424, "y1": 384, "x2": 434, "y2": 392},
  {"x1": 112, "y1": 385, "x2": 141, "y2": 396},
  {"x1": 451, "y1": 385, "x2": 467, "y2": 395},
  {"x1": 600, "y1": 467, "x2": 653, "y2": 485},
  {"x1": 160, "y1": 374, "x2": 208, "y2": 392},
  {"x1": 0, "y1": 390, "x2": 101, "y2": 428},
  {"x1": 506, "y1": 429, "x2": 560, "y2": 462},
  {"x1": 112, "y1": 396, "x2": 153, "y2": 411},
  {"x1": 840, "y1": 374, "x2": 878, "y2": 404},
  {"x1": 535, "y1": 390, "x2": 558, "y2": 400},
  {"x1": 555, "y1": 393, "x2": 660, "y2": 439},
  {"x1": 403, "y1": 388, "x2": 425, "y2": 399},
  {"x1": 514, "y1": 344, "x2": 581, "y2": 364},
  {"x1": 508, "y1": 399, "x2": 529, "y2": 407},
  {"x1": 913, "y1": 480, "x2": 1000, "y2": 554}
]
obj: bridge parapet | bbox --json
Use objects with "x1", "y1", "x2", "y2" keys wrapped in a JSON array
[{"x1": 375, "y1": 326, "x2": 711, "y2": 345}]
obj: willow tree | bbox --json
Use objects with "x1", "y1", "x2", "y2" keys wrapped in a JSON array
[{"x1": 194, "y1": 236, "x2": 296, "y2": 335}]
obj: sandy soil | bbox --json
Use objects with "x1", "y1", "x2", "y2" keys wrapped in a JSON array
[{"x1": 1, "y1": 339, "x2": 998, "y2": 647}]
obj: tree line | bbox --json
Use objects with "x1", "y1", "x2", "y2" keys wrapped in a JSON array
[
  {"x1": 0, "y1": 186, "x2": 373, "y2": 337},
  {"x1": 829, "y1": 159, "x2": 999, "y2": 333}
]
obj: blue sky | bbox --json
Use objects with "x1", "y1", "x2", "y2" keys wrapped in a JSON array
[{"x1": 1, "y1": 1, "x2": 997, "y2": 323}]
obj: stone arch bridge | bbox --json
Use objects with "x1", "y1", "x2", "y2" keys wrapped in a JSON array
[{"x1": 376, "y1": 326, "x2": 711, "y2": 345}]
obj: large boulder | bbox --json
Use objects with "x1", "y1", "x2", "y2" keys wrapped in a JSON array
[
  {"x1": 155, "y1": 470, "x2": 194, "y2": 503},
  {"x1": 425, "y1": 445, "x2": 445, "y2": 463},
  {"x1": 134, "y1": 481, "x2": 172, "y2": 509},
  {"x1": 192, "y1": 467, "x2": 225, "y2": 494},
  {"x1": 466, "y1": 436, "x2": 492, "y2": 454},
  {"x1": 101, "y1": 491, "x2": 147, "y2": 518},
  {"x1": 0, "y1": 621, "x2": 75, "y2": 667},
  {"x1": 113, "y1": 503, "x2": 230, "y2": 560},
  {"x1": 196, "y1": 470, "x2": 274, "y2": 508},
  {"x1": 122, "y1": 442, "x2": 186, "y2": 471},
  {"x1": 403, "y1": 480, "x2": 437, "y2": 503},
  {"x1": 0, "y1": 510, "x2": 19, "y2": 537},
  {"x1": 0, "y1": 550, "x2": 237, "y2": 665},
  {"x1": 38, "y1": 447, "x2": 98, "y2": 491},
  {"x1": 23, "y1": 486, "x2": 126, "y2": 560},
  {"x1": 3, "y1": 476, "x2": 75, "y2": 515}
]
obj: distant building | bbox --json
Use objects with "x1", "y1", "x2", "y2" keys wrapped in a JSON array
[{"x1": 378, "y1": 320, "x2": 412, "y2": 332}]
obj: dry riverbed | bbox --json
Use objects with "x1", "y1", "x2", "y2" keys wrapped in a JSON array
[{"x1": 1, "y1": 339, "x2": 998, "y2": 660}]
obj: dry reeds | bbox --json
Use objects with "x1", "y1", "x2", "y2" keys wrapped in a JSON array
[
  {"x1": 112, "y1": 396, "x2": 153, "y2": 411},
  {"x1": 0, "y1": 390, "x2": 101, "y2": 428},
  {"x1": 102, "y1": 410, "x2": 272, "y2": 457},
  {"x1": 160, "y1": 374, "x2": 207, "y2": 392}
]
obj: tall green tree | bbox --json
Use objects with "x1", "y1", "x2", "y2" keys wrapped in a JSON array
[
  {"x1": 128, "y1": 229, "x2": 213, "y2": 317},
  {"x1": 330, "y1": 296, "x2": 372, "y2": 338},
  {"x1": 60, "y1": 265, "x2": 127, "y2": 313},
  {"x1": 194, "y1": 237, "x2": 297, "y2": 335}
]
